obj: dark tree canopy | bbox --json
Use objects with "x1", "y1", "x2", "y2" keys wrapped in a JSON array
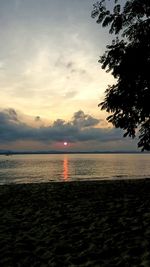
[{"x1": 92, "y1": 0, "x2": 150, "y2": 151}]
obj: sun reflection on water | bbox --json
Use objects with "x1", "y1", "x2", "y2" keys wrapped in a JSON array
[{"x1": 63, "y1": 157, "x2": 69, "y2": 181}]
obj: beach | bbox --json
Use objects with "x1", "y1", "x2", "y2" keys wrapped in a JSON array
[{"x1": 1, "y1": 179, "x2": 150, "y2": 266}]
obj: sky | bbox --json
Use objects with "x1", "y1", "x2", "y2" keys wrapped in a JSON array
[{"x1": 0, "y1": 0, "x2": 138, "y2": 151}]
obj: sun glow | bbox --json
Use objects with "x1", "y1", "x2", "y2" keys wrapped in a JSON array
[{"x1": 64, "y1": 142, "x2": 68, "y2": 146}]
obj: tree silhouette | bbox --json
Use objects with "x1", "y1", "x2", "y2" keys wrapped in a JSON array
[{"x1": 92, "y1": 0, "x2": 150, "y2": 151}]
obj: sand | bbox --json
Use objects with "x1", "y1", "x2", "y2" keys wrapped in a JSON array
[{"x1": 1, "y1": 179, "x2": 150, "y2": 267}]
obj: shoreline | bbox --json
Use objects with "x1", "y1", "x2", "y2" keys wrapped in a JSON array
[
  {"x1": 1, "y1": 179, "x2": 150, "y2": 266},
  {"x1": 1, "y1": 176, "x2": 150, "y2": 186}
]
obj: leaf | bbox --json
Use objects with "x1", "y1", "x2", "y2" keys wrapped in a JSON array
[
  {"x1": 113, "y1": 4, "x2": 121, "y2": 14},
  {"x1": 102, "y1": 15, "x2": 113, "y2": 27},
  {"x1": 97, "y1": 12, "x2": 107, "y2": 24},
  {"x1": 91, "y1": 10, "x2": 99, "y2": 18}
]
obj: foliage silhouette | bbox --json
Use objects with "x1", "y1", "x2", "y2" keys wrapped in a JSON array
[{"x1": 92, "y1": 0, "x2": 150, "y2": 151}]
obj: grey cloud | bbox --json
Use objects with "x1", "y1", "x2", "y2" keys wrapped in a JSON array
[
  {"x1": 0, "y1": 109, "x2": 123, "y2": 144},
  {"x1": 66, "y1": 61, "x2": 74, "y2": 69},
  {"x1": 67, "y1": 64, "x2": 88, "y2": 76},
  {"x1": 53, "y1": 119, "x2": 66, "y2": 127},
  {"x1": 72, "y1": 110, "x2": 100, "y2": 128},
  {"x1": 55, "y1": 57, "x2": 88, "y2": 76},
  {"x1": 0, "y1": 109, "x2": 19, "y2": 124},
  {"x1": 64, "y1": 90, "x2": 77, "y2": 99},
  {"x1": 78, "y1": 127, "x2": 124, "y2": 142},
  {"x1": 0, "y1": 110, "x2": 33, "y2": 142},
  {"x1": 55, "y1": 58, "x2": 74, "y2": 71},
  {"x1": 7, "y1": 108, "x2": 19, "y2": 122}
]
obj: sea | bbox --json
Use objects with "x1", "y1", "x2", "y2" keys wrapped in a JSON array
[{"x1": 0, "y1": 153, "x2": 150, "y2": 184}]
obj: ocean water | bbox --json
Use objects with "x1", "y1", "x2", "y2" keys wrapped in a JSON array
[{"x1": 0, "y1": 154, "x2": 150, "y2": 184}]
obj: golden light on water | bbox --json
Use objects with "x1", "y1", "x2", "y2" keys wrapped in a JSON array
[{"x1": 63, "y1": 157, "x2": 69, "y2": 181}]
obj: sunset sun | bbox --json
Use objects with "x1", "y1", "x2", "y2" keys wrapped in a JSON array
[{"x1": 63, "y1": 142, "x2": 68, "y2": 146}]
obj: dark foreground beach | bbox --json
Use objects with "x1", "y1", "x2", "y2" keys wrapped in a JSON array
[{"x1": 1, "y1": 180, "x2": 150, "y2": 267}]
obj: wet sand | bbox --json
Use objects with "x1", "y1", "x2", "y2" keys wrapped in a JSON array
[{"x1": 1, "y1": 179, "x2": 150, "y2": 266}]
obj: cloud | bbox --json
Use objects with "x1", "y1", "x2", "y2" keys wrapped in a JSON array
[
  {"x1": 72, "y1": 110, "x2": 100, "y2": 128},
  {"x1": 66, "y1": 61, "x2": 74, "y2": 69},
  {"x1": 7, "y1": 108, "x2": 19, "y2": 122},
  {"x1": 57, "y1": 58, "x2": 88, "y2": 77},
  {"x1": 0, "y1": 109, "x2": 19, "y2": 124},
  {"x1": 64, "y1": 90, "x2": 78, "y2": 99},
  {"x1": 0, "y1": 108, "x2": 123, "y2": 144}
]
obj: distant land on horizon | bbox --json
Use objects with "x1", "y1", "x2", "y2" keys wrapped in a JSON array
[{"x1": 0, "y1": 150, "x2": 149, "y2": 155}]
